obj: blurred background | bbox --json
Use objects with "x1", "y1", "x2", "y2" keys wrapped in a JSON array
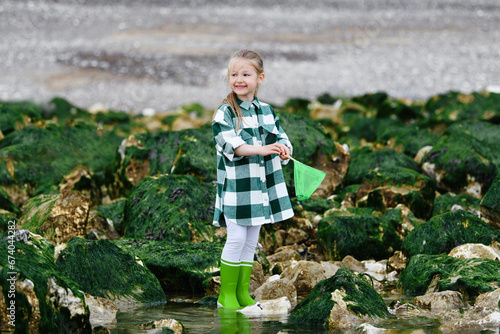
[{"x1": 1, "y1": 0, "x2": 499, "y2": 114}]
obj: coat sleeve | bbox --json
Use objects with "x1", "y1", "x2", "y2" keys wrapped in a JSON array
[
  {"x1": 212, "y1": 106, "x2": 246, "y2": 161},
  {"x1": 271, "y1": 106, "x2": 293, "y2": 165}
]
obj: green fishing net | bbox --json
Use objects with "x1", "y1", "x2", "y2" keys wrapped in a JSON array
[{"x1": 293, "y1": 159, "x2": 326, "y2": 201}]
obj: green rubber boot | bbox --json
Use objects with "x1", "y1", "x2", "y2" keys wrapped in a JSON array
[
  {"x1": 236, "y1": 261, "x2": 256, "y2": 307},
  {"x1": 217, "y1": 260, "x2": 241, "y2": 309}
]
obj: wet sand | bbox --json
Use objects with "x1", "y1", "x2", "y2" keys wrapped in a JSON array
[{"x1": 1, "y1": 0, "x2": 499, "y2": 113}]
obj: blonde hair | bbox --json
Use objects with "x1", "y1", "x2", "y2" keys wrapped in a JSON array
[{"x1": 218, "y1": 49, "x2": 264, "y2": 131}]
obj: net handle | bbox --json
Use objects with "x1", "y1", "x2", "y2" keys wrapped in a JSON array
[{"x1": 283, "y1": 155, "x2": 299, "y2": 162}]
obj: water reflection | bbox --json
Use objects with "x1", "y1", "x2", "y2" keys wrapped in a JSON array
[{"x1": 217, "y1": 308, "x2": 250, "y2": 334}]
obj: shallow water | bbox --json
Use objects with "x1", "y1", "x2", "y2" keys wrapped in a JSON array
[{"x1": 107, "y1": 290, "x2": 442, "y2": 333}]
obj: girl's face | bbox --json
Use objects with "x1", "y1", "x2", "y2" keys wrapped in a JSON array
[{"x1": 229, "y1": 59, "x2": 264, "y2": 102}]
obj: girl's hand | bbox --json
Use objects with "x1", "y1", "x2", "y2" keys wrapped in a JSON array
[{"x1": 261, "y1": 143, "x2": 290, "y2": 159}]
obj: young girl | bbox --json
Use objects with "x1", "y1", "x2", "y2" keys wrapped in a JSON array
[{"x1": 212, "y1": 49, "x2": 294, "y2": 309}]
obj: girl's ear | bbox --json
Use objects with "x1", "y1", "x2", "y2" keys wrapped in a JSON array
[{"x1": 258, "y1": 72, "x2": 265, "y2": 84}]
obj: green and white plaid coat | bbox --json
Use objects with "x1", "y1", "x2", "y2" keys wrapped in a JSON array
[{"x1": 212, "y1": 98, "x2": 294, "y2": 227}]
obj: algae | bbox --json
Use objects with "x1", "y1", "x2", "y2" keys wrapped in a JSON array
[
  {"x1": 433, "y1": 193, "x2": 480, "y2": 216},
  {"x1": 114, "y1": 239, "x2": 223, "y2": 293},
  {"x1": 402, "y1": 210, "x2": 500, "y2": 257},
  {"x1": 481, "y1": 172, "x2": 500, "y2": 219},
  {"x1": 56, "y1": 237, "x2": 166, "y2": 304},
  {"x1": 399, "y1": 253, "x2": 500, "y2": 299},
  {"x1": 318, "y1": 213, "x2": 401, "y2": 261},
  {"x1": 344, "y1": 148, "x2": 420, "y2": 186},
  {"x1": 0, "y1": 233, "x2": 91, "y2": 333},
  {"x1": 123, "y1": 174, "x2": 216, "y2": 242},
  {"x1": 0, "y1": 122, "x2": 123, "y2": 197},
  {"x1": 289, "y1": 268, "x2": 391, "y2": 327}
]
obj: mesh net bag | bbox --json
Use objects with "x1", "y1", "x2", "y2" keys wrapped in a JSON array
[{"x1": 293, "y1": 160, "x2": 326, "y2": 201}]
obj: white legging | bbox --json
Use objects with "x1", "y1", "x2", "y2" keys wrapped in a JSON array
[{"x1": 221, "y1": 217, "x2": 261, "y2": 263}]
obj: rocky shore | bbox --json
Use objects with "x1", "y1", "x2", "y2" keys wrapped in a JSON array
[{"x1": 1, "y1": 90, "x2": 500, "y2": 332}]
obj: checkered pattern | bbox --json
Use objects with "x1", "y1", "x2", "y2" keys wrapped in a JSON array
[{"x1": 212, "y1": 97, "x2": 294, "y2": 227}]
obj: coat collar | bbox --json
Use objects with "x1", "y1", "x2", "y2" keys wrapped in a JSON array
[{"x1": 237, "y1": 96, "x2": 261, "y2": 111}]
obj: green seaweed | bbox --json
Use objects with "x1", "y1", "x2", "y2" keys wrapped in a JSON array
[
  {"x1": 115, "y1": 239, "x2": 223, "y2": 293},
  {"x1": 481, "y1": 172, "x2": 500, "y2": 218},
  {"x1": 56, "y1": 237, "x2": 165, "y2": 304},
  {"x1": 344, "y1": 148, "x2": 420, "y2": 186},
  {"x1": 399, "y1": 253, "x2": 500, "y2": 299},
  {"x1": 318, "y1": 213, "x2": 401, "y2": 261},
  {"x1": 289, "y1": 268, "x2": 391, "y2": 328},
  {"x1": 433, "y1": 193, "x2": 481, "y2": 216},
  {"x1": 402, "y1": 210, "x2": 500, "y2": 257},
  {"x1": 0, "y1": 233, "x2": 91, "y2": 333},
  {"x1": 123, "y1": 174, "x2": 216, "y2": 242},
  {"x1": 0, "y1": 122, "x2": 123, "y2": 197}
]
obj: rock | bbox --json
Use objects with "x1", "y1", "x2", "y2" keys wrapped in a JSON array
[
  {"x1": 399, "y1": 253, "x2": 500, "y2": 300},
  {"x1": 449, "y1": 243, "x2": 500, "y2": 260},
  {"x1": 343, "y1": 148, "x2": 420, "y2": 187},
  {"x1": 276, "y1": 111, "x2": 337, "y2": 197},
  {"x1": 318, "y1": 214, "x2": 401, "y2": 261},
  {"x1": 84, "y1": 294, "x2": 117, "y2": 328},
  {"x1": 86, "y1": 210, "x2": 120, "y2": 240},
  {"x1": 55, "y1": 238, "x2": 166, "y2": 306},
  {"x1": 288, "y1": 268, "x2": 391, "y2": 329},
  {"x1": 387, "y1": 251, "x2": 408, "y2": 273},
  {"x1": 421, "y1": 120, "x2": 499, "y2": 198},
  {"x1": 402, "y1": 210, "x2": 500, "y2": 257},
  {"x1": 139, "y1": 318, "x2": 184, "y2": 333},
  {"x1": 94, "y1": 198, "x2": 127, "y2": 235},
  {"x1": 474, "y1": 288, "x2": 500, "y2": 311},
  {"x1": 356, "y1": 166, "x2": 436, "y2": 220},
  {"x1": 0, "y1": 116, "x2": 123, "y2": 199},
  {"x1": 480, "y1": 172, "x2": 500, "y2": 228},
  {"x1": 0, "y1": 234, "x2": 91, "y2": 332},
  {"x1": 18, "y1": 190, "x2": 91, "y2": 244},
  {"x1": 114, "y1": 239, "x2": 222, "y2": 294},
  {"x1": 414, "y1": 290, "x2": 467, "y2": 312},
  {"x1": 116, "y1": 124, "x2": 216, "y2": 189},
  {"x1": 433, "y1": 193, "x2": 480, "y2": 216},
  {"x1": 423, "y1": 91, "x2": 500, "y2": 125},
  {"x1": 238, "y1": 296, "x2": 292, "y2": 318},
  {"x1": 253, "y1": 277, "x2": 298, "y2": 308},
  {"x1": 280, "y1": 260, "x2": 331, "y2": 296},
  {"x1": 284, "y1": 227, "x2": 309, "y2": 246},
  {"x1": 122, "y1": 174, "x2": 216, "y2": 242},
  {"x1": 0, "y1": 209, "x2": 17, "y2": 233}
]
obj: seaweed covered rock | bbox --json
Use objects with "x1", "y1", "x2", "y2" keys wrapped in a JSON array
[
  {"x1": 0, "y1": 121, "x2": 123, "y2": 200},
  {"x1": 94, "y1": 198, "x2": 127, "y2": 235},
  {"x1": 18, "y1": 190, "x2": 91, "y2": 244},
  {"x1": 56, "y1": 238, "x2": 165, "y2": 306},
  {"x1": 0, "y1": 101, "x2": 43, "y2": 136},
  {"x1": 356, "y1": 166, "x2": 436, "y2": 220},
  {"x1": 115, "y1": 239, "x2": 222, "y2": 293},
  {"x1": 423, "y1": 91, "x2": 500, "y2": 125},
  {"x1": 0, "y1": 232, "x2": 91, "y2": 333},
  {"x1": 0, "y1": 210, "x2": 17, "y2": 233},
  {"x1": 399, "y1": 253, "x2": 500, "y2": 300},
  {"x1": 123, "y1": 174, "x2": 216, "y2": 242},
  {"x1": 277, "y1": 111, "x2": 341, "y2": 197},
  {"x1": 421, "y1": 121, "x2": 499, "y2": 197},
  {"x1": 480, "y1": 172, "x2": 500, "y2": 228},
  {"x1": 343, "y1": 148, "x2": 420, "y2": 186},
  {"x1": 288, "y1": 268, "x2": 391, "y2": 330},
  {"x1": 318, "y1": 213, "x2": 401, "y2": 261},
  {"x1": 377, "y1": 123, "x2": 439, "y2": 157},
  {"x1": 116, "y1": 124, "x2": 216, "y2": 188},
  {"x1": 433, "y1": 193, "x2": 481, "y2": 216},
  {"x1": 402, "y1": 210, "x2": 500, "y2": 257}
]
